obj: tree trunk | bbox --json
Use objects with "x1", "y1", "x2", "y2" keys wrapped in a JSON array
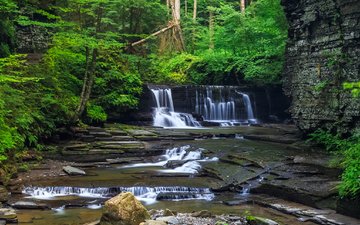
[
  {"x1": 240, "y1": 0, "x2": 246, "y2": 13},
  {"x1": 174, "y1": 0, "x2": 181, "y2": 21},
  {"x1": 193, "y1": 0, "x2": 197, "y2": 21},
  {"x1": 209, "y1": 10, "x2": 214, "y2": 49},
  {"x1": 131, "y1": 24, "x2": 175, "y2": 47},
  {"x1": 74, "y1": 48, "x2": 98, "y2": 123}
]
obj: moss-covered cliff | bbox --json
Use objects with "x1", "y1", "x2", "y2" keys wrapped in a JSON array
[{"x1": 282, "y1": 0, "x2": 360, "y2": 133}]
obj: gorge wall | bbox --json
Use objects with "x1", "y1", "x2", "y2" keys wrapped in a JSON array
[{"x1": 281, "y1": 0, "x2": 360, "y2": 133}]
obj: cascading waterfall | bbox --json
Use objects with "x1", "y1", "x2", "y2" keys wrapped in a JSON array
[
  {"x1": 195, "y1": 86, "x2": 256, "y2": 124},
  {"x1": 23, "y1": 186, "x2": 215, "y2": 205},
  {"x1": 196, "y1": 87, "x2": 236, "y2": 122},
  {"x1": 151, "y1": 88, "x2": 201, "y2": 128}
]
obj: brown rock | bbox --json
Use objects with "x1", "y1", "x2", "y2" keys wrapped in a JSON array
[
  {"x1": 191, "y1": 210, "x2": 213, "y2": 218},
  {"x1": 0, "y1": 187, "x2": 8, "y2": 203},
  {"x1": 100, "y1": 192, "x2": 150, "y2": 225}
]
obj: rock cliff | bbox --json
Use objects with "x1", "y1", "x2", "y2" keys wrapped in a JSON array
[{"x1": 282, "y1": 0, "x2": 360, "y2": 133}]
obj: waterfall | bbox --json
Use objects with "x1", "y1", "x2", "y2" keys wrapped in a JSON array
[
  {"x1": 151, "y1": 88, "x2": 201, "y2": 128},
  {"x1": 195, "y1": 87, "x2": 237, "y2": 122},
  {"x1": 242, "y1": 93, "x2": 254, "y2": 119},
  {"x1": 195, "y1": 86, "x2": 257, "y2": 124},
  {"x1": 23, "y1": 186, "x2": 215, "y2": 205}
]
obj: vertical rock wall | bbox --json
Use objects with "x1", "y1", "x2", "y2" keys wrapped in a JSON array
[{"x1": 281, "y1": 0, "x2": 360, "y2": 133}]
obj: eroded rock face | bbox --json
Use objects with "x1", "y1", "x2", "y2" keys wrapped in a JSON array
[
  {"x1": 100, "y1": 192, "x2": 150, "y2": 225},
  {"x1": 281, "y1": 0, "x2": 360, "y2": 133}
]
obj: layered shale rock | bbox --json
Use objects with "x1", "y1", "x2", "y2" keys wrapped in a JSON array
[{"x1": 282, "y1": 0, "x2": 360, "y2": 133}]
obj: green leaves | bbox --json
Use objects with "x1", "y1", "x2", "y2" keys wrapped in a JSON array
[
  {"x1": 343, "y1": 82, "x2": 360, "y2": 97},
  {"x1": 308, "y1": 129, "x2": 360, "y2": 197}
]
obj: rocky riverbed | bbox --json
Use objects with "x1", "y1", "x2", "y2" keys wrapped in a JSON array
[{"x1": 1, "y1": 124, "x2": 359, "y2": 225}]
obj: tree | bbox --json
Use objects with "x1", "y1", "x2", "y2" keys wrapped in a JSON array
[
  {"x1": 193, "y1": 0, "x2": 197, "y2": 21},
  {"x1": 240, "y1": 0, "x2": 245, "y2": 13}
]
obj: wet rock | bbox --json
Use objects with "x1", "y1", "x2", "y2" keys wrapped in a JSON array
[
  {"x1": 164, "y1": 160, "x2": 190, "y2": 169},
  {"x1": 127, "y1": 130, "x2": 157, "y2": 137},
  {"x1": 0, "y1": 186, "x2": 8, "y2": 203},
  {"x1": 64, "y1": 143, "x2": 90, "y2": 151},
  {"x1": 63, "y1": 166, "x2": 86, "y2": 176},
  {"x1": 0, "y1": 220, "x2": 5, "y2": 225},
  {"x1": 224, "y1": 200, "x2": 250, "y2": 206},
  {"x1": 106, "y1": 157, "x2": 143, "y2": 164},
  {"x1": 243, "y1": 134, "x2": 298, "y2": 144},
  {"x1": 336, "y1": 195, "x2": 360, "y2": 219},
  {"x1": 0, "y1": 208, "x2": 17, "y2": 223},
  {"x1": 100, "y1": 192, "x2": 150, "y2": 225},
  {"x1": 163, "y1": 209, "x2": 177, "y2": 217},
  {"x1": 12, "y1": 201, "x2": 50, "y2": 210},
  {"x1": 282, "y1": 0, "x2": 360, "y2": 133},
  {"x1": 140, "y1": 220, "x2": 166, "y2": 225},
  {"x1": 156, "y1": 216, "x2": 179, "y2": 224},
  {"x1": 191, "y1": 210, "x2": 212, "y2": 218},
  {"x1": 89, "y1": 132, "x2": 112, "y2": 137},
  {"x1": 83, "y1": 220, "x2": 101, "y2": 225},
  {"x1": 249, "y1": 217, "x2": 278, "y2": 225}
]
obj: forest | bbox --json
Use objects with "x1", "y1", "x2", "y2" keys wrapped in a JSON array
[{"x1": 0, "y1": 0, "x2": 359, "y2": 225}]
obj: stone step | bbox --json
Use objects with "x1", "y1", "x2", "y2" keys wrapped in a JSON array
[
  {"x1": 106, "y1": 129, "x2": 128, "y2": 136},
  {"x1": 97, "y1": 144, "x2": 145, "y2": 150},
  {"x1": 87, "y1": 126, "x2": 106, "y2": 132},
  {"x1": 64, "y1": 144, "x2": 90, "y2": 151},
  {"x1": 88, "y1": 131, "x2": 112, "y2": 137},
  {"x1": 95, "y1": 141, "x2": 142, "y2": 146},
  {"x1": 88, "y1": 149, "x2": 125, "y2": 154}
]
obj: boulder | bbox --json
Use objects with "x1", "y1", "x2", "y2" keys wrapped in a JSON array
[
  {"x1": 63, "y1": 166, "x2": 86, "y2": 176},
  {"x1": 0, "y1": 187, "x2": 8, "y2": 203},
  {"x1": 191, "y1": 210, "x2": 212, "y2": 218},
  {"x1": 100, "y1": 192, "x2": 150, "y2": 225}
]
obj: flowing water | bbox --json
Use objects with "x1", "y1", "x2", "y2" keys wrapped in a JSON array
[
  {"x1": 13, "y1": 135, "x2": 327, "y2": 225},
  {"x1": 151, "y1": 86, "x2": 258, "y2": 128},
  {"x1": 151, "y1": 88, "x2": 201, "y2": 128}
]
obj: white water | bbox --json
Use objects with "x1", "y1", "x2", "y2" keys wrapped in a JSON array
[
  {"x1": 121, "y1": 145, "x2": 218, "y2": 174},
  {"x1": 195, "y1": 86, "x2": 257, "y2": 124},
  {"x1": 196, "y1": 87, "x2": 236, "y2": 122},
  {"x1": 151, "y1": 88, "x2": 201, "y2": 128},
  {"x1": 23, "y1": 186, "x2": 215, "y2": 205}
]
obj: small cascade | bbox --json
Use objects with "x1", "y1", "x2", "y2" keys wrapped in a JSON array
[
  {"x1": 23, "y1": 186, "x2": 215, "y2": 205},
  {"x1": 239, "y1": 176, "x2": 265, "y2": 197},
  {"x1": 121, "y1": 145, "x2": 218, "y2": 174},
  {"x1": 196, "y1": 87, "x2": 236, "y2": 122},
  {"x1": 242, "y1": 93, "x2": 254, "y2": 119},
  {"x1": 151, "y1": 88, "x2": 201, "y2": 128},
  {"x1": 195, "y1": 86, "x2": 257, "y2": 124}
]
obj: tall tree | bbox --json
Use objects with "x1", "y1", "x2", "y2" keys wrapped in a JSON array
[
  {"x1": 193, "y1": 0, "x2": 197, "y2": 21},
  {"x1": 240, "y1": 0, "x2": 246, "y2": 13}
]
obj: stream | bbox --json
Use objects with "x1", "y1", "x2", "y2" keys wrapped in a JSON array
[{"x1": 9, "y1": 134, "x2": 336, "y2": 225}]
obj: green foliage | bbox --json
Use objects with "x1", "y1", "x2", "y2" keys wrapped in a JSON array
[
  {"x1": 86, "y1": 103, "x2": 107, "y2": 122},
  {"x1": 343, "y1": 82, "x2": 360, "y2": 97},
  {"x1": 340, "y1": 141, "x2": 360, "y2": 197},
  {"x1": 148, "y1": 0, "x2": 287, "y2": 86},
  {"x1": 309, "y1": 129, "x2": 360, "y2": 197}
]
